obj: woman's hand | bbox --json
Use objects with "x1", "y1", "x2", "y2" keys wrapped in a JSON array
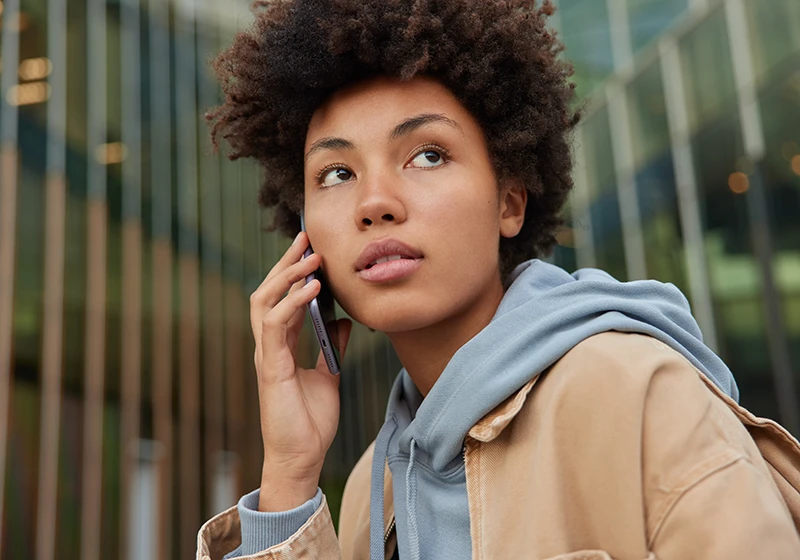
[{"x1": 249, "y1": 232, "x2": 352, "y2": 511}]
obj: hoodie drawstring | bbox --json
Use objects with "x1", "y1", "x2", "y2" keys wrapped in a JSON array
[
  {"x1": 370, "y1": 416, "x2": 397, "y2": 560},
  {"x1": 405, "y1": 438, "x2": 420, "y2": 560}
]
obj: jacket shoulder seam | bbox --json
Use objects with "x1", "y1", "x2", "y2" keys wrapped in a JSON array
[{"x1": 648, "y1": 450, "x2": 750, "y2": 546}]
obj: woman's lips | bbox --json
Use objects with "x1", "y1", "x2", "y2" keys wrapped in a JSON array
[{"x1": 356, "y1": 257, "x2": 423, "y2": 282}]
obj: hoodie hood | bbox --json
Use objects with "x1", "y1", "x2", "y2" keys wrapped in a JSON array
[{"x1": 394, "y1": 259, "x2": 739, "y2": 472}]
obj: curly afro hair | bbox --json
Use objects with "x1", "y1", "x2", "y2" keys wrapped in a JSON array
[{"x1": 208, "y1": 0, "x2": 579, "y2": 279}]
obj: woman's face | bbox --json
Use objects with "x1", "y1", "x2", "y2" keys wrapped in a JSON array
[{"x1": 303, "y1": 76, "x2": 525, "y2": 333}]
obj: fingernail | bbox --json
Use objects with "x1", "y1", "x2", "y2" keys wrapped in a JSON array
[{"x1": 292, "y1": 232, "x2": 302, "y2": 245}]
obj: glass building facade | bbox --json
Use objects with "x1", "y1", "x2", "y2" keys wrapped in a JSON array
[
  {"x1": 0, "y1": 0, "x2": 405, "y2": 557},
  {"x1": 553, "y1": 0, "x2": 800, "y2": 429},
  {"x1": 0, "y1": 0, "x2": 798, "y2": 558}
]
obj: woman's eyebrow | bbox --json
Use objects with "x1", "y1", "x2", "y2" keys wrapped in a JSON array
[
  {"x1": 305, "y1": 137, "x2": 356, "y2": 162},
  {"x1": 390, "y1": 113, "x2": 462, "y2": 140},
  {"x1": 305, "y1": 114, "x2": 462, "y2": 162}
]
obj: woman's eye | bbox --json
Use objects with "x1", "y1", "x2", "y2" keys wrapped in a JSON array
[
  {"x1": 320, "y1": 167, "x2": 354, "y2": 187},
  {"x1": 409, "y1": 149, "x2": 445, "y2": 169}
]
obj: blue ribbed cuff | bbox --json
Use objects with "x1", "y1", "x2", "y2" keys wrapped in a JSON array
[{"x1": 229, "y1": 487, "x2": 323, "y2": 557}]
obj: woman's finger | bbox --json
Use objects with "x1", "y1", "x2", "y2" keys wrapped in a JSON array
[
  {"x1": 263, "y1": 232, "x2": 308, "y2": 283},
  {"x1": 286, "y1": 280, "x2": 310, "y2": 352},
  {"x1": 259, "y1": 279, "x2": 322, "y2": 384},
  {"x1": 250, "y1": 252, "x2": 320, "y2": 345}
]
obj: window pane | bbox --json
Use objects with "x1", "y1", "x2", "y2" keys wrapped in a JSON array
[
  {"x1": 582, "y1": 105, "x2": 615, "y2": 192},
  {"x1": 582, "y1": 107, "x2": 627, "y2": 280},
  {"x1": 692, "y1": 113, "x2": 775, "y2": 417},
  {"x1": 559, "y1": 0, "x2": 615, "y2": 100},
  {"x1": 628, "y1": 61, "x2": 670, "y2": 168},
  {"x1": 745, "y1": 0, "x2": 800, "y2": 83},
  {"x1": 626, "y1": 0, "x2": 688, "y2": 53},
  {"x1": 628, "y1": 60, "x2": 688, "y2": 291},
  {"x1": 758, "y1": 56, "x2": 800, "y2": 381},
  {"x1": 680, "y1": 9, "x2": 737, "y2": 132}
]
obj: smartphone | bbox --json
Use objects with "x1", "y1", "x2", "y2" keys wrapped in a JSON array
[{"x1": 300, "y1": 212, "x2": 341, "y2": 375}]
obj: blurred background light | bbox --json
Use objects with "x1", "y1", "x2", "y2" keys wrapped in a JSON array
[
  {"x1": 18, "y1": 57, "x2": 52, "y2": 81},
  {"x1": 728, "y1": 171, "x2": 750, "y2": 194},
  {"x1": 782, "y1": 141, "x2": 799, "y2": 161},
  {"x1": 94, "y1": 142, "x2": 129, "y2": 165},
  {"x1": 5, "y1": 81, "x2": 50, "y2": 106}
]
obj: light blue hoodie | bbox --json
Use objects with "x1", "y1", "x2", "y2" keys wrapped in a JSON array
[{"x1": 228, "y1": 260, "x2": 739, "y2": 560}]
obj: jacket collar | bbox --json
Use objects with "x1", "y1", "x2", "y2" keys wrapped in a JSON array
[{"x1": 467, "y1": 376, "x2": 541, "y2": 442}]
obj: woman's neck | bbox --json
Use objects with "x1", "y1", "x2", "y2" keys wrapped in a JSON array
[{"x1": 387, "y1": 278, "x2": 505, "y2": 396}]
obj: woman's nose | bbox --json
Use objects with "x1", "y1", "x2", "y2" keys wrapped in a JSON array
[{"x1": 354, "y1": 174, "x2": 407, "y2": 229}]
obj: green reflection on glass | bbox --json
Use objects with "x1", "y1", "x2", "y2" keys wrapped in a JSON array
[
  {"x1": 559, "y1": 0, "x2": 615, "y2": 100},
  {"x1": 626, "y1": 0, "x2": 688, "y2": 53},
  {"x1": 680, "y1": 8, "x2": 737, "y2": 132}
]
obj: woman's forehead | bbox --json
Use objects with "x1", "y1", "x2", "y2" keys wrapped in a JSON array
[{"x1": 305, "y1": 76, "x2": 473, "y2": 147}]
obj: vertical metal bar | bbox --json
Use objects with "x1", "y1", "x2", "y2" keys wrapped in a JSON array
[
  {"x1": 81, "y1": 0, "x2": 108, "y2": 556},
  {"x1": 81, "y1": 192, "x2": 109, "y2": 560},
  {"x1": 224, "y1": 278, "x2": 245, "y2": 494},
  {"x1": 198, "y1": 30, "x2": 224, "y2": 504},
  {"x1": 789, "y1": 1, "x2": 800, "y2": 47},
  {"x1": 36, "y1": 158, "x2": 67, "y2": 560},
  {"x1": 177, "y1": 244, "x2": 201, "y2": 560},
  {"x1": 120, "y1": 0, "x2": 144, "y2": 555},
  {"x1": 223, "y1": 155, "x2": 246, "y2": 498},
  {"x1": 175, "y1": 0, "x2": 202, "y2": 550},
  {"x1": 150, "y1": 237, "x2": 173, "y2": 560},
  {"x1": 35, "y1": 0, "x2": 68, "y2": 556},
  {"x1": 606, "y1": 0, "x2": 634, "y2": 73},
  {"x1": 724, "y1": 0, "x2": 765, "y2": 160},
  {"x1": 228, "y1": 158, "x2": 253, "y2": 488},
  {"x1": 725, "y1": 0, "x2": 798, "y2": 431},
  {"x1": 606, "y1": 83, "x2": 648, "y2": 280},
  {"x1": 129, "y1": 440, "x2": 164, "y2": 560},
  {"x1": 197, "y1": 8, "x2": 225, "y2": 510},
  {"x1": 237, "y1": 164, "x2": 261, "y2": 491},
  {"x1": 571, "y1": 127, "x2": 597, "y2": 269},
  {"x1": 605, "y1": 0, "x2": 646, "y2": 280},
  {"x1": 148, "y1": 0, "x2": 174, "y2": 557},
  {"x1": 239, "y1": 164, "x2": 257, "y2": 472},
  {"x1": 659, "y1": 38, "x2": 720, "y2": 352},
  {"x1": 0, "y1": 0, "x2": 21, "y2": 551}
]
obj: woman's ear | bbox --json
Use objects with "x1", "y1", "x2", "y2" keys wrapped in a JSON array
[{"x1": 499, "y1": 180, "x2": 527, "y2": 239}]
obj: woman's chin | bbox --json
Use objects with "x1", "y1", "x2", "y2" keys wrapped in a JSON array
[{"x1": 347, "y1": 307, "x2": 445, "y2": 336}]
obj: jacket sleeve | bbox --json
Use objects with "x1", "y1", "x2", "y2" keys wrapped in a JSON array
[
  {"x1": 197, "y1": 441, "x2": 376, "y2": 560},
  {"x1": 221, "y1": 488, "x2": 323, "y2": 558},
  {"x1": 196, "y1": 492, "x2": 341, "y2": 560},
  {"x1": 641, "y1": 343, "x2": 800, "y2": 559}
]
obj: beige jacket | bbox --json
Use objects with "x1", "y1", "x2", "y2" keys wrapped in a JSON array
[{"x1": 197, "y1": 332, "x2": 800, "y2": 560}]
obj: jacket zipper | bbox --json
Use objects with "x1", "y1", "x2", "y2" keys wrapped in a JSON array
[{"x1": 383, "y1": 517, "x2": 396, "y2": 545}]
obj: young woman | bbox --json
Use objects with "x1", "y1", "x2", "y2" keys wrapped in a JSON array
[{"x1": 197, "y1": 1, "x2": 800, "y2": 558}]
